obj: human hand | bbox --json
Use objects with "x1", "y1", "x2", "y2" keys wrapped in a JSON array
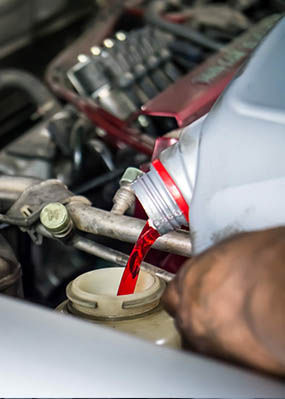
[{"x1": 163, "y1": 227, "x2": 285, "y2": 376}]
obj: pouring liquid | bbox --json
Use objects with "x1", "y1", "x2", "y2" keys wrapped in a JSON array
[{"x1": 117, "y1": 221, "x2": 160, "y2": 295}]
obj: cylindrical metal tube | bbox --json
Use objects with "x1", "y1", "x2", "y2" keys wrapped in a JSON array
[
  {"x1": 0, "y1": 175, "x2": 41, "y2": 212},
  {"x1": 37, "y1": 224, "x2": 174, "y2": 282},
  {"x1": 67, "y1": 202, "x2": 191, "y2": 257},
  {"x1": 73, "y1": 236, "x2": 174, "y2": 282}
]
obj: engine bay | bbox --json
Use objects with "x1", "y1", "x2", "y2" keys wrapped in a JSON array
[
  {"x1": 0, "y1": 1, "x2": 285, "y2": 396},
  {"x1": 0, "y1": 0, "x2": 280, "y2": 306}
]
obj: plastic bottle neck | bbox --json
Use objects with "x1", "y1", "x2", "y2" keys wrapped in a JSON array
[{"x1": 132, "y1": 160, "x2": 188, "y2": 235}]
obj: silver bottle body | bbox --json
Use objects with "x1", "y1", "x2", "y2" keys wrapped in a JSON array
[{"x1": 133, "y1": 18, "x2": 285, "y2": 255}]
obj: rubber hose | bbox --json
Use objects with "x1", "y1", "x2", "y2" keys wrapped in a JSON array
[
  {"x1": 0, "y1": 69, "x2": 60, "y2": 114},
  {"x1": 145, "y1": 0, "x2": 223, "y2": 52},
  {"x1": 70, "y1": 118, "x2": 86, "y2": 174}
]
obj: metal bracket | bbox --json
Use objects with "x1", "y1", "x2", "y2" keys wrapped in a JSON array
[{"x1": 4, "y1": 179, "x2": 90, "y2": 243}]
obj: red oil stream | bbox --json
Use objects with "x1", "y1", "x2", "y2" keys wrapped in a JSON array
[{"x1": 117, "y1": 221, "x2": 160, "y2": 295}]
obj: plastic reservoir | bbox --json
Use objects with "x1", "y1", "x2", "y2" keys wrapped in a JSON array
[{"x1": 57, "y1": 267, "x2": 180, "y2": 348}]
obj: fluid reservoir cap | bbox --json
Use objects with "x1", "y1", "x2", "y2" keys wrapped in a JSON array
[{"x1": 40, "y1": 202, "x2": 70, "y2": 235}]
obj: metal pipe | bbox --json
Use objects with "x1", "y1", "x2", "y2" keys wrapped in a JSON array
[
  {"x1": 0, "y1": 176, "x2": 190, "y2": 258},
  {"x1": 0, "y1": 175, "x2": 41, "y2": 196},
  {"x1": 72, "y1": 236, "x2": 174, "y2": 282},
  {"x1": 67, "y1": 201, "x2": 192, "y2": 257},
  {"x1": 0, "y1": 175, "x2": 41, "y2": 212},
  {"x1": 37, "y1": 224, "x2": 174, "y2": 281}
]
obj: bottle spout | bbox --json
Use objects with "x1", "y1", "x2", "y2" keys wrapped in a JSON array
[{"x1": 132, "y1": 160, "x2": 189, "y2": 235}]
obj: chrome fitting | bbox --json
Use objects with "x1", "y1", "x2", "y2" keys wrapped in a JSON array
[{"x1": 111, "y1": 167, "x2": 143, "y2": 215}]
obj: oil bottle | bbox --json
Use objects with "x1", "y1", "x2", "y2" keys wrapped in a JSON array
[{"x1": 132, "y1": 18, "x2": 285, "y2": 255}]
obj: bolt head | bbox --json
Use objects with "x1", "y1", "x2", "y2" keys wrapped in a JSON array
[{"x1": 40, "y1": 203, "x2": 69, "y2": 233}]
